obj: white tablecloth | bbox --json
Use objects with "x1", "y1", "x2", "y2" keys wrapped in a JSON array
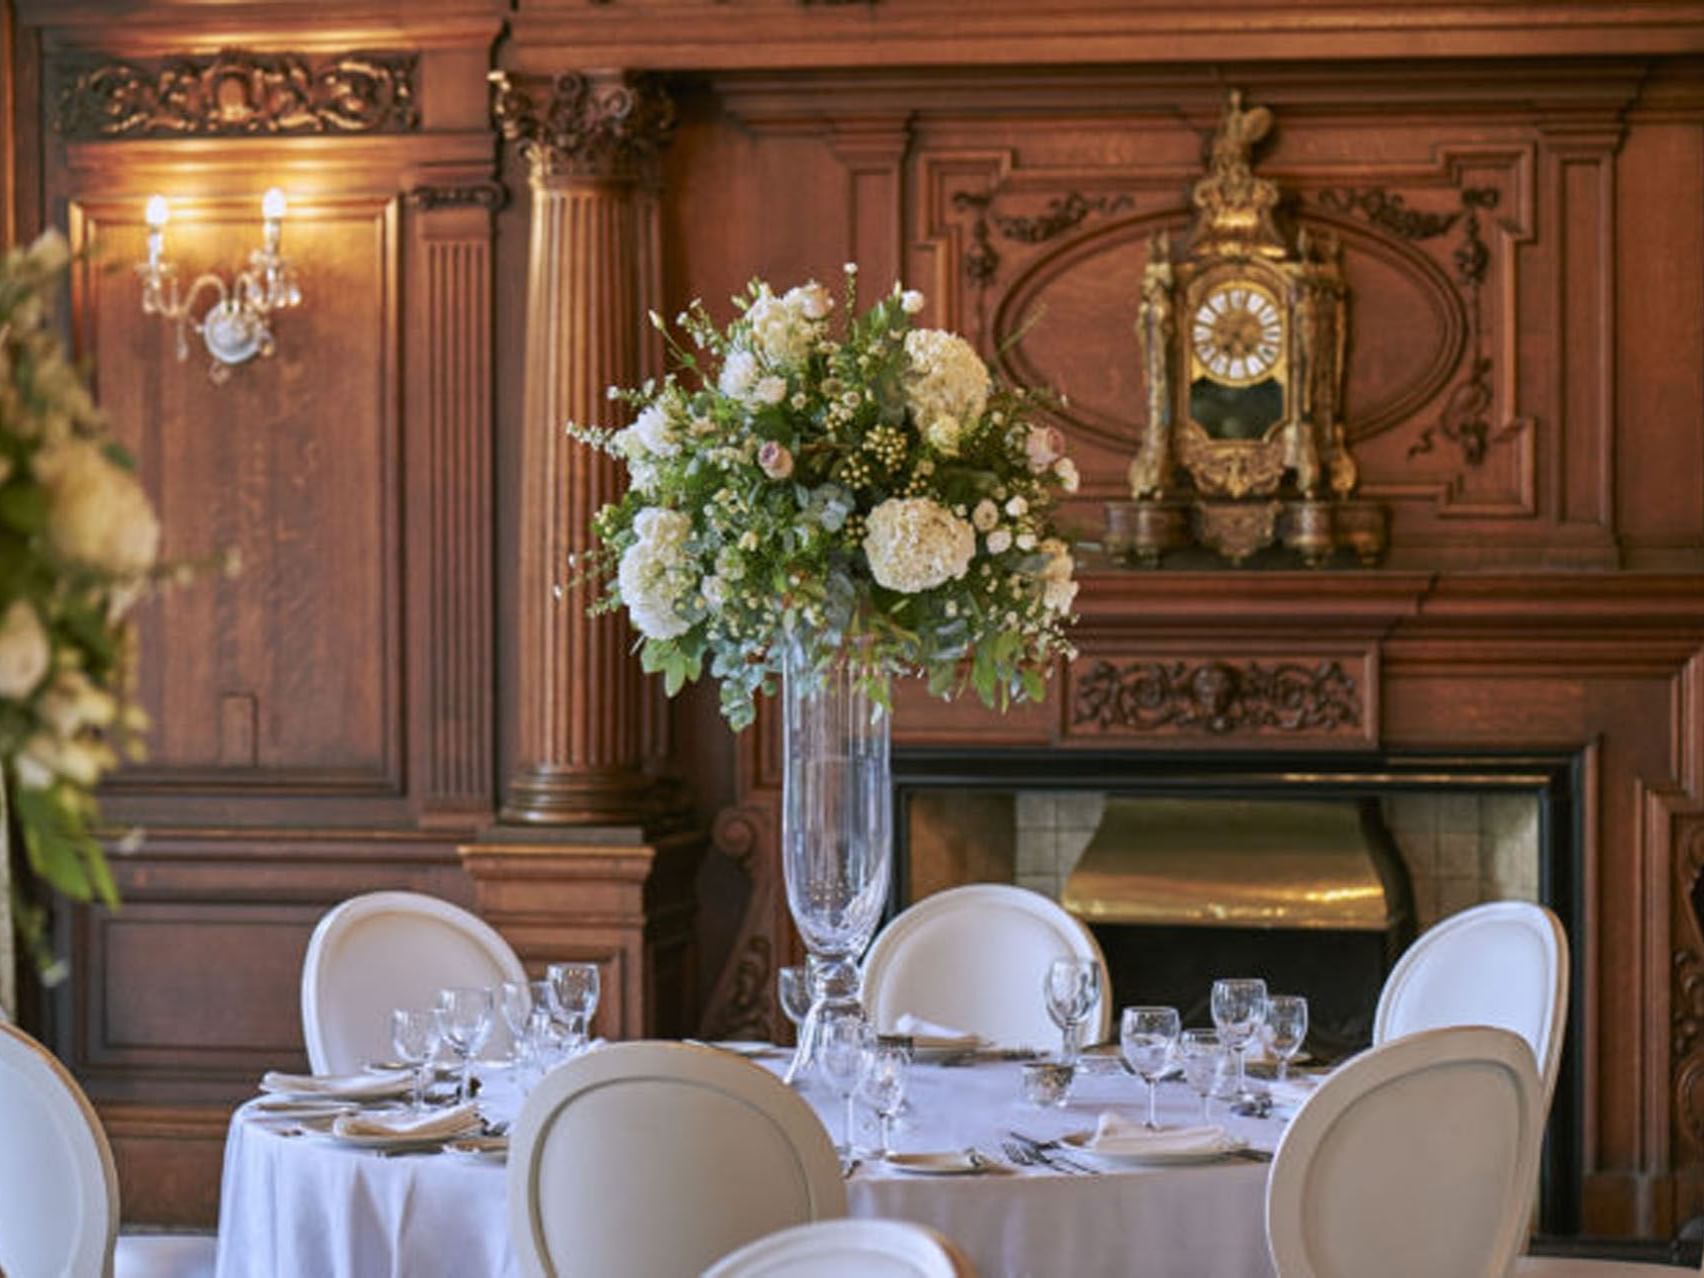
[{"x1": 215, "y1": 1053, "x2": 1282, "y2": 1278}]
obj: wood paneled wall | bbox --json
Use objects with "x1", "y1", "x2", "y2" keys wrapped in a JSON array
[{"x1": 6, "y1": 0, "x2": 1704, "y2": 1234}]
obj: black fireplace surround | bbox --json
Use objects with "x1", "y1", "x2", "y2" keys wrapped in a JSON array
[{"x1": 890, "y1": 747, "x2": 1585, "y2": 1235}]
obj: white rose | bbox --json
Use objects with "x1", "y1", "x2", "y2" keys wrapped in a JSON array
[
  {"x1": 923, "y1": 414, "x2": 961, "y2": 456},
  {"x1": 1039, "y1": 538, "x2": 1077, "y2": 614},
  {"x1": 33, "y1": 438, "x2": 160, "y2": 575},
  {"x1": 1053, "y1": 456, "x2": 1080, "y2": 493},
  {"x1": 972, "y1": 499, "x2": 999, "y2": 532},
  {"x1": 985, "y1": 528, "x2": 1013, "y2": 555},
  {"x1": 1016, "y1": 532, "x2": 1037, "y2": 551},
  {"x1": 1005, "y1": 495, "x2": 1028, "y2": 517},
  {"x1": 0, "y1": 600, "x2": 51, "y2": 699},
  {"x1": 862, "y1": 497, "x2": 976, "y2": 594},
  {"x1": 900, "y1": 289, "x2": 925, "y2": 314},
  {"x1": 753, "y1": 376, "x2": 788, "y2": 406},
  {"x1": 784, "y1": 281, "x2": 833, "y2": 321}
]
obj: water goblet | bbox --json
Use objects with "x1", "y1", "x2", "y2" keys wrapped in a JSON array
[
  {"x1": 1265, "y1": 994, "x2": 1309, "y2": 1083},
  {"x1": 435, "y1": 986, "x2": 495, "y2": 1105},
  {"x1": 778, "y1": 962, "x2": 815, "y2": 1086},
  {"x1": 1177, "y1": 1028, "x2": 1226, "y2": 1123},
  {"x1": 1120, "y1": 1005, "x2": 1181, "y2": 1130},
  {"x1": 817, "y1": 1013, "x2": 874, "y2": 1163},
  {"x1": 498, "y1": 981, "x2": 533, "y2": 1064},
  {"x1": 1210, "y1": 977, "x2": 1268, "y2": 1103},
  {"x1": 547, "y1": 962, "x2": 601, "y2": 1049},
  {"x1": 858, "y1": 1041, "x2": 909, "y2": 1160},
  {"x1": 1044, "y1": 957, "x2": 1101, "y2": 1066},
  {"x1": 391, "y1": 1008, "x2": 440, "y2": 1113}
]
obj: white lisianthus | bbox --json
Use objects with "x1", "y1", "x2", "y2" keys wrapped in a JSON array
[
  {"x1": 718, "y1": 348, "x2": 760, "y2": 399},
  {"x1": 863, "y1": 497, "x2": 975, "y2": 594},
  {"x1": 1024, "y1": 424, "x2": 1066, "y2": 472},
  {"x1": 631, "y1": 403, "x2": 678, "y2": 456},
  {"x1": 784, "y1": 281, "x2": 834, "y2": 321},
  {"x1": 753, "y1": 376, "x2": 788, "y2": 407},
  {"x1": 702, "y1": 574, "x2": 729, "y2": 610},
  {"x1": 611, "y1": 427, "x2": 661, "y2": 494},
  {"x1": 1053, "y1": 456, "x2": 1080, "y2": 493},
  {"x1": 617, "y1": 508, "x2": 695, "y2": 640},
  {"x1": 903, "y1": 329, "x2": 989, "y2": 445},
  {"x1": 986, "y1": 528, "x2": 1013, "y2": 555},
  {"x1": 746, "y1": 286, "x2": 820, "y2": 369},
  {"x1": 0, "y1": 599, "x2": 50, "y2": 698},
  {"x1": 33, "y1": 437, "x2": 160, "y2": 575},
  {"x1": 1040, "y1": 537, "x2": 1078, "y2": 615},
  {"x1": 972, "y1": 499, "x2": 1000, "y2": 532},
  {"x1": 900, "y1": 289, "x2": 926, "y2": 314}
]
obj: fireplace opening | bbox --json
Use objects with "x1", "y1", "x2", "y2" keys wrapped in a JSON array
[{"x1": 891, "y1": 748, "x2": 1582, "y2": 1234}]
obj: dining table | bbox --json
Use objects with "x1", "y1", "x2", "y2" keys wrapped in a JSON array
[{"x1": 214, "y1": 1045, "x2": 1295, "y2": 1278}]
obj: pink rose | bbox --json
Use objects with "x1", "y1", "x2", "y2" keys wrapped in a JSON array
[
  {"x1": 1024, "y1": 425, "x2": 1065, "y2": 473},
  {"x1": 758, "y1": 440, "x2": 795, "y2": 480}
]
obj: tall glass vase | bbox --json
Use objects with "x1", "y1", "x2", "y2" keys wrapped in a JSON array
[{"x1": 779, "y1": 642, "x2": 892, "y2": 1084}]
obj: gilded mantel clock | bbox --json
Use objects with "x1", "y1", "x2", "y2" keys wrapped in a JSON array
[{"x1": 1108, "y1": 92, "x2": 1387, "y2": 567}]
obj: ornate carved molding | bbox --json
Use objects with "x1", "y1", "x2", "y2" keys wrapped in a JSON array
[
  {"x1": 707, "y1": 934, "x2": 776, "y2": 1042},
  {"x1": 407, "y1": 183, "x2": 508, "y2": 213},
  {"x1": 489, "y1": 71, "x2": 676, "y2": 184},
  {"x1": 1671, "y1": 820, "x2": 1704, "y2": 1157},
  {"x1": 948, "y1": 187, "x2": 1135, "y2": 296},
  {"x1": 1316, "y1": 188, "x2": 1460, "y2": 240},
  {"x1": 1070, "y1": 657, "x2": 1364, "y2": 738},
  {"x1": 53, "y1": 50, "x2": 419, "y2": 139}
]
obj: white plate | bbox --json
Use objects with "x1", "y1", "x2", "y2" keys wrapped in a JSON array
[
  {"x1": 880, "y1": 1151, "x2": 1003, "y2": 1176},
  {"x1": 705, "y1": 1041, "x2": 777, "y2": 1057},
  {"x1": 1059, "y1": 1130, "x2": 1246, "y2": 1167}
]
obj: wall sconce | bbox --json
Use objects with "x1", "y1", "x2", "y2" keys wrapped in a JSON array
[{"x1": 137, "y1": 189, "x2": 302, "y2": 382}]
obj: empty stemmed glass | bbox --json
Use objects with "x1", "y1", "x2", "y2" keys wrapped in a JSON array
[
  {"x1": 777, "y1": 962, "x2": 815, "y2": 1086},
  {"x1": 391, "y1": 1008, "x2": 440, "y2": 1113},
  {"x1": 1265, "y1": 994, "x2": 1309, "y2": 1083},
  {"x1": 435, "y1": 986, "x2": 494, "y2": 1105},
  {"x1": 1177, "y1": 1029, "x2": 1226, "y2": 1122},
  {"x1": 498, "y1": 981, "x2": 533, "y2": 1064},
  {"x1": 818, "y1": 1013, "x2": 874, "y2": 1164},
  {"x1": 1044, "y1": 958, "x2": 1101, "y2": 1066},
  {"x1": 547, "y1": 962, "x2": 601, "y2": 1051},
  {"x1": 1210, "y1": 977, "x2": 1268, "y2": 1103},
  {"x1": 858, "y1": 1040, "x2": 909, "y2": 1161},
  {"x1": 1120, "y1": 1006, "x2": 1181, "y2": 1130}
]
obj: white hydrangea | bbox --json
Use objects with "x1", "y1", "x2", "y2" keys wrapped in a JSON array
[
  {"x1": 618, "y1": 508, "x2": 695, "y2": 640},
  {"x1": 718, "y1": 348, "x2": 760, "y2": 400},
  {"x1": 33, "y1": 437, "x2": 159, "y2": 575},
  {"x1": 862, "y1": 497, "x2": 975, "y2": 594},
  {"x1": 902, "y1": 329, "x2": 990, "y2": 450},
  {"x1": 1039, "y1": 537, "x2": 1078, "y2": 615}
]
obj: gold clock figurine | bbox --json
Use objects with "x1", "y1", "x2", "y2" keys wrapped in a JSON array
[{"x1": 1110, "y1": 91, "x2": 1387, "y2": 567}]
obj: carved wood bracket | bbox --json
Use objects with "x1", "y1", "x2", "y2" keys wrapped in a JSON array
[
  {"x1": 1068, "y1": 655, "x2": 1370, "y2": 743},
  {"x1": 53, "y1": 50, "x2": 420, "y2": 138},
  {"x1": 490, "y1": 70, "x2": 676, "y2": 185}
]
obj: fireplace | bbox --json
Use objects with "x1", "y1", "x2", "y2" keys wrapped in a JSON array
[{"x1": 892, "y1": 747, "x2": 1583, "y2": 1232}]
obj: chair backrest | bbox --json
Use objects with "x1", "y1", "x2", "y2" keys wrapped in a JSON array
[
  {"x1": 1374, "y1": 900, "x2": 1568, "y2": 1112},
  {"x1": 861, "y1": 884, "x2": 1112, "y2": 1046},
  {"x1": 301, "y1": 890, "x2": 527, "y2": 1074},
  {"x1": 1266, "y1": 1025, "x2": 1541, "y2": 1278},
  {"x1": 509, "y1": 1041, "x2": 846, "y2": 1278},
  {"x1": 702, "y1": 1218, "x2": 976, "y2": 1278},
  {"x1": 0, "y1": 1022, "x2": 120, "y2": 1278}
]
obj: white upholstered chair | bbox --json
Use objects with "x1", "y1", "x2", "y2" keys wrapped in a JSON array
[
  {"x1": 1265, "y1": 1025, "x2": 1543, "y2": 1278},
  {"x1": 702, "y1": 1218, "x2": 976, "y2": 1278},
  {"x1": 509, "y1": 1041, "x2": 846, "y2": 1278},
  {"x1": 861, "y1": 884, "x2": 1111, "y2": 1047},
  {"x1": 1374, "y1": 899, "x2": 1568, "y2": 1113},
  {"x1": 0, "y1": 1021, "x2": 215, "y2": 1278},
  {"x1": 300, "y1": 890, "x2": 527, "y2": 1074}
]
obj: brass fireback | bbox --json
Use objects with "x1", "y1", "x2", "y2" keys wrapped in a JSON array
[{"x1": 1061, "y1": 797, "x2": 1396, "y2": 931}]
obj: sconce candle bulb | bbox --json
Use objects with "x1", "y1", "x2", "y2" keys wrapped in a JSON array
[{"x1": 134, "y1": 187, "x2": 303, "y2": 383}]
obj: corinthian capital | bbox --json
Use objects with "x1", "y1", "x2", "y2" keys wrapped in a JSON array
[{"x1": 490, "y1": 70, "x2": 676, "y2": 184}]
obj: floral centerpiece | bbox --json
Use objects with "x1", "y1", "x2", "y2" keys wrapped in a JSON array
[
  {"x1": 575, "y1": 266, "x2": 1080, "y2": 728},
  {"x1": 0, "y1": 230, "x2": 211, "y2": 988}
]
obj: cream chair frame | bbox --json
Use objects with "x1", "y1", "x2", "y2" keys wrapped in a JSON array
[
  {"x1": 861, "y1": 884, "x2": 1111, "y2": 1047},
  {"x1": 1374, "y1": 900, "x2": 1569, "y2": 1113},
  {"x1": 509, "y1": 1041, "x2": 846, "y2": 1278},
  {"x1": 300, "y1": 890, "x2": 526, "y2": 1074},
  {"x1": 1266, "y1": 1025, "x2": 1542, "y2": 1278},
  {"x1": 702, "y1": 1218, "x2": 976, "y2": 1277}
]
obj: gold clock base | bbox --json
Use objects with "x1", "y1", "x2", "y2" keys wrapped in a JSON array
[{"x1": 1106, "y1": 497, "x2": 1388, "y2": 569}]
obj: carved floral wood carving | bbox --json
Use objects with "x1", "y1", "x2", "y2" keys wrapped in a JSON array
[
  {"x1": 489, "y1": 71, "x2": 676, "y2": 183},
  {"x1": 1070, "y1": 657, "x2": 1364, "y2": 738},
  {"x1": 53, "y1": 50, "x2": 420, "y2": 138},
  {"x1": 1672, "y1": 820, "x2": 1704, "y2": 1158}
]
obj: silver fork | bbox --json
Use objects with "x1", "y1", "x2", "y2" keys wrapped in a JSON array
[{"x1": 1003, "y1": 1137, "x2": 1090, "y2": 1176}]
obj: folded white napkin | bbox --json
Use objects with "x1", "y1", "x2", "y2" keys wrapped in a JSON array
[
  {"x1": 893, "y1": 1014, "x2": 983, "y2": 1050},
  {"x1": 331, "y1": 1104, "x2": 482, "y2": 1141},
  {"x1": 1087, "y1": 1113, "x2": 1235, "y2": 1157},
  {"x1": 259, "y1": 1069, "x2": 412, "y2": 1099},
  {"x1": 1268, "y1": 1075, "x2": 1320, "y2": 1110}
]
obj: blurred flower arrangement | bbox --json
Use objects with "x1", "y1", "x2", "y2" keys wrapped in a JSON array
[
  {"x1": 572, "y1": 266, "x2": 1080, "y2": 729},
  {"x1": 0, "y1": 230, "x2": 225, "y2": 979}
]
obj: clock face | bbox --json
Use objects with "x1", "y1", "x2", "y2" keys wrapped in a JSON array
[{"x1": 1191, "y1": 285, "x2": 1283, "y2": 386}]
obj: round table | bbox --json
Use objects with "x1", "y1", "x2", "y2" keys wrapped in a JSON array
[{"x1": 214, "y1": 1051, "x2": 1283, "y2": 1278}]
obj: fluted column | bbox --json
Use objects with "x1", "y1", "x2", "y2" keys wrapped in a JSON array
[{"x1": 493, "y1": 71, "x2": 674, "y2": 827}]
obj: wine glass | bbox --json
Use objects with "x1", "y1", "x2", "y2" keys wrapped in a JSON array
[
  {"x1": 435, "y1": 986, "x2": 494, "y2": 1105},
  {"x1": 778, "y1": 962, "x2": 815, "y2": 1086},
  {"x1": 498, "y1": 981, "x2": 534, "y2": 1064},
  {"x1": 1120, "y1": 1006, "x2": 1181, "y2": 1130},
  {"x1": 817, "y1": 1012, "x2": 874, "y2": 1163},
  {"x1": 1265, "y1": 994, "x2": 1309, "y2": 1083},
  {"x1": 1044, "y1": 958, "x2": 1101, "y2": 1066},
  {"x1": 858, "y1": 1041, "x2": 908, "y2": 1160},
  {"x1": 391, "y1": 1008, "x2": 440, "y2": 1113},
  {"x1": 1210, "y1": 978, "x2": 1268, "y2": 1103},
  {"x1": 547, "y1": 962, "x2": 601, "y2": 1048},
  {"x1": 1177, "y1": 1028, "x2": 1226, "y2": 1123}
]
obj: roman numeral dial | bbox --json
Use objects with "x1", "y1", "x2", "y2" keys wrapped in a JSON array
[{"x1": 1191, "y1": 285, "x2": 1283, "y2": 386}]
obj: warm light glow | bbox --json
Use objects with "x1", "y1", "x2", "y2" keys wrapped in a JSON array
[
  {"x1": 261, "y1": 188, "x2": 287, "y2": 221},
  {"x1": 145, "y1": 195, "x2": 170, "y2": 229}
]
